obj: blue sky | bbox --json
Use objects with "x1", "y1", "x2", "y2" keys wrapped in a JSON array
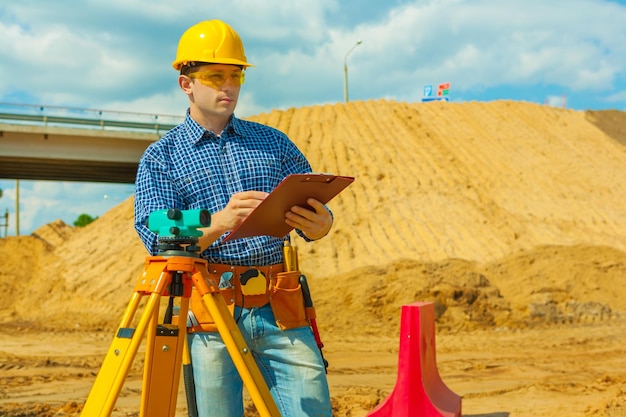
[{"x1": 1, "y1": 0, "x2": 626, "y2": 235}]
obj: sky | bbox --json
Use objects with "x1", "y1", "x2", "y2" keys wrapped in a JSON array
[{"x1": 1, "y1": 0, "x2": 626, "y2": 236}]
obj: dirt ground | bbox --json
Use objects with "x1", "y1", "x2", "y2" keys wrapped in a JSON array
[{"x1": 1, "y1": 100, "x2": 626, "y2": 416}]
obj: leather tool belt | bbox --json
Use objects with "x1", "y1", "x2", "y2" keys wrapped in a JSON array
[
  {"x1": 187, "y1": 263, "x2": 312, "y2": 333},
  {"x1": 208, "y1": 263, "x2": 284, "y2": 308}
]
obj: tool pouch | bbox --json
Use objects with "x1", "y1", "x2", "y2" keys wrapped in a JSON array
[
  {"x1": 187, "y1": 286, "x2": 236, "y2": 333},
  {"x1": 269, "y1": 271, "x2": 310, "y2": 330},
  {"x1": 186, "y1": 270, "x2": 311, "y2": 333}
]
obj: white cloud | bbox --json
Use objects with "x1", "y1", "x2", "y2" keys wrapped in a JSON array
[
  {"x1": 103, "y1": 87, "x2": 188, "y2": 117},
  {"x1": 545, "y1": 94, "x2": 567, "y2": 108},
  {"x1": 2, "y1": 0, "x2": 626, "y2": 234},
  {"x1": 2, "y1": 0, "x2": 625, "y2": 111},
  {"x1": 232, "y1": 0, "x2": 338, "y2": 43},
  {"x1": 307, "y1": 0, "x2": 626, "y2": 104},
  {"x1": 604, "y1": 90, "x2": 626, "y2": 108}
]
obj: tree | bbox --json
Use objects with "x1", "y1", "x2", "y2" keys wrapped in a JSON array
[{"x1": 73, "y1": 213, "x2": 98, "y2": 227}]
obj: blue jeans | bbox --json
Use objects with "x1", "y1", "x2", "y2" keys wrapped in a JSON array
[{"x1": 188, "y1": 304, "x2": 332, "y2": 417}]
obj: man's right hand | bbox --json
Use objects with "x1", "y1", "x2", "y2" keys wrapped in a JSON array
[
  {"x1": 197, "y1": 191, "x2": 268, "y2": 250},
  {"x1": 216, "y1": 190, "x2": 269, "y2": 232}
]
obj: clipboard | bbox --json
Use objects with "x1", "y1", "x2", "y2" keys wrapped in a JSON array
[{"x1": 223, "y1": 173, "x2": 355, "y2": 241}]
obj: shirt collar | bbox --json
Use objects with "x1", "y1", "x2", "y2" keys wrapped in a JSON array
[{"x1": 183, "y1": 109, "x2": 244, "y2": 145}]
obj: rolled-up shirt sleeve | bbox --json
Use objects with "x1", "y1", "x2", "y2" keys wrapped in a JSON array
[{"x1": 134, "y1": 145, "x2": 183, "y2": 255}]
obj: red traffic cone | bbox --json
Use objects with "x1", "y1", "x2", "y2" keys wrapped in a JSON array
[{"x1": 367, "y1": 302, "x2": 462, "y2": 417}]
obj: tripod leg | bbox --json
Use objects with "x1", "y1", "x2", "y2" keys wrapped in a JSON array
[
  {"x1": 140, "y1": 297, "x2": 190, "y2": 417},
  {"x1": 191, "y1": 271, "x2": 282, "y2": 417},
  {"x1": 81, "y1": 290, "x2": 164, "y2": 417},
  {"x1": 183, "y1": 334, "x2": 198, "y2": 417}
]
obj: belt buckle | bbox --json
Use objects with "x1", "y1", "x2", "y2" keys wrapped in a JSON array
[{"x1": 240, "y1": 268, "x2": 267, "y2": 296}]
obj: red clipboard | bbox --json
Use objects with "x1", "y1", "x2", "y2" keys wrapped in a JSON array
[{"x1": 223, "y1": 173, "x2": 355, "y2": 241}]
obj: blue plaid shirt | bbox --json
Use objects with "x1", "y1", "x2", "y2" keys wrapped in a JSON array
[{"x1": 134, "y1": 111, "x2": 312, "y2": 266}]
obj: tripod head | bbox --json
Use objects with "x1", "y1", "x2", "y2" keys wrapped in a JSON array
[{"x1": 147, "y1": 208, "x2": 211, "y2": 256}]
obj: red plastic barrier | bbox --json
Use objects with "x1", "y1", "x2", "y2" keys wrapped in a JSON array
[{"x1": 367, "y1": 302, "x2": 462, "y2": 417}]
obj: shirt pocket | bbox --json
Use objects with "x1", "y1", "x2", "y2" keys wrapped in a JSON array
[
  {"x1": 173, "y1": 168, "x2": 221, "y2": 208},
  {"x1": 240, "y1": 152, "x2": 283, "y2": 191}
]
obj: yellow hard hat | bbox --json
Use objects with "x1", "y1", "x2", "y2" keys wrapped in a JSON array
[{"x1": 172, "y1": 20, "x2": 253, "y2": 70}]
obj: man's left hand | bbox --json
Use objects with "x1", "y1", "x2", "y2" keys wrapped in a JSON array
[{"x1": 285, "y1": 198, "x2": 333, "y2": 240}]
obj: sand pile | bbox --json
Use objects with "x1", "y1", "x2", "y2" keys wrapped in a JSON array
[
  {"x1": 1, "y1": 100, "x2": 626, "y2": 417},
  {"x1": 2, "y1": 99, "x2": 625, "y2": 332}
]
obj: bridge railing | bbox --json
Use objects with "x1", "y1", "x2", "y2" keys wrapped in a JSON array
[{"x1": 0, "y1": 102, "x2": 183, "y2": 134}]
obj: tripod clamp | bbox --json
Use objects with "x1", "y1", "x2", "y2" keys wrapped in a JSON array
[{"x1": 156, "y1": 236, "x2": 202, "y2": 257}]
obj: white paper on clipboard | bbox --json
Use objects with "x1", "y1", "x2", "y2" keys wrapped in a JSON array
[{"x1": 223, "y1": 173, "x2": 355, "y2": 241}]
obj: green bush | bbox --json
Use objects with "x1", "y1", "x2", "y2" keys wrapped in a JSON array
[{"x1": 73, "y1": 213, "x2": 98, "y2": 227}]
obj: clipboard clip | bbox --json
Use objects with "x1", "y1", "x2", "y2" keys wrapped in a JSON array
[{"x1": 300, "y1": 174, "x2": 337, "y2": 183}]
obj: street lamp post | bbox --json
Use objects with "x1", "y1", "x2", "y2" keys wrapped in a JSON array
[
  {"x1": 343, "y1": 40, "x2": 363, "y2": 102},
  {"x1": 15, "y1": 179, "x2": 19, "y2": 236}
]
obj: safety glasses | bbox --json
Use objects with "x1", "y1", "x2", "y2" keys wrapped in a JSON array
[{"x1": 187, "y1": 70, "x2": 245, "y2": 89}]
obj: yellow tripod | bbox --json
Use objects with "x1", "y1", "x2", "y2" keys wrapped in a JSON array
[{"x1": 80, "y1": 210, "x2": 281, "y2": 417}]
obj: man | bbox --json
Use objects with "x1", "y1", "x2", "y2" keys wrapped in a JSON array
[{"x1": 134, "y1": 20, "x2": 333, "y2": 416}]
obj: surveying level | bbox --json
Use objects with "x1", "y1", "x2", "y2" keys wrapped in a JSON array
[
  {"x1": 80, "y1": 208, "x2": 281, "y2": 417},
  {"x1": 148, "y1": 208, "x2": 210, "y2": 239}
]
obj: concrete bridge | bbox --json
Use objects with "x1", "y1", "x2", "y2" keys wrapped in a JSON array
[{"x1": 0, "y1": 103, "x2": 181, "y2": 183}]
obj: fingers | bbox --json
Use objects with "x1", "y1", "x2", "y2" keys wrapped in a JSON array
[
  {"x1": 285, "y1": 198, "x2": 333, "y2": 240},
  {"x1": 232, "y1": 190, "x2": 268, "y2": 204},
  {"x1": 215, "y1": 191, "x2": 268, "y2": 232}
]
